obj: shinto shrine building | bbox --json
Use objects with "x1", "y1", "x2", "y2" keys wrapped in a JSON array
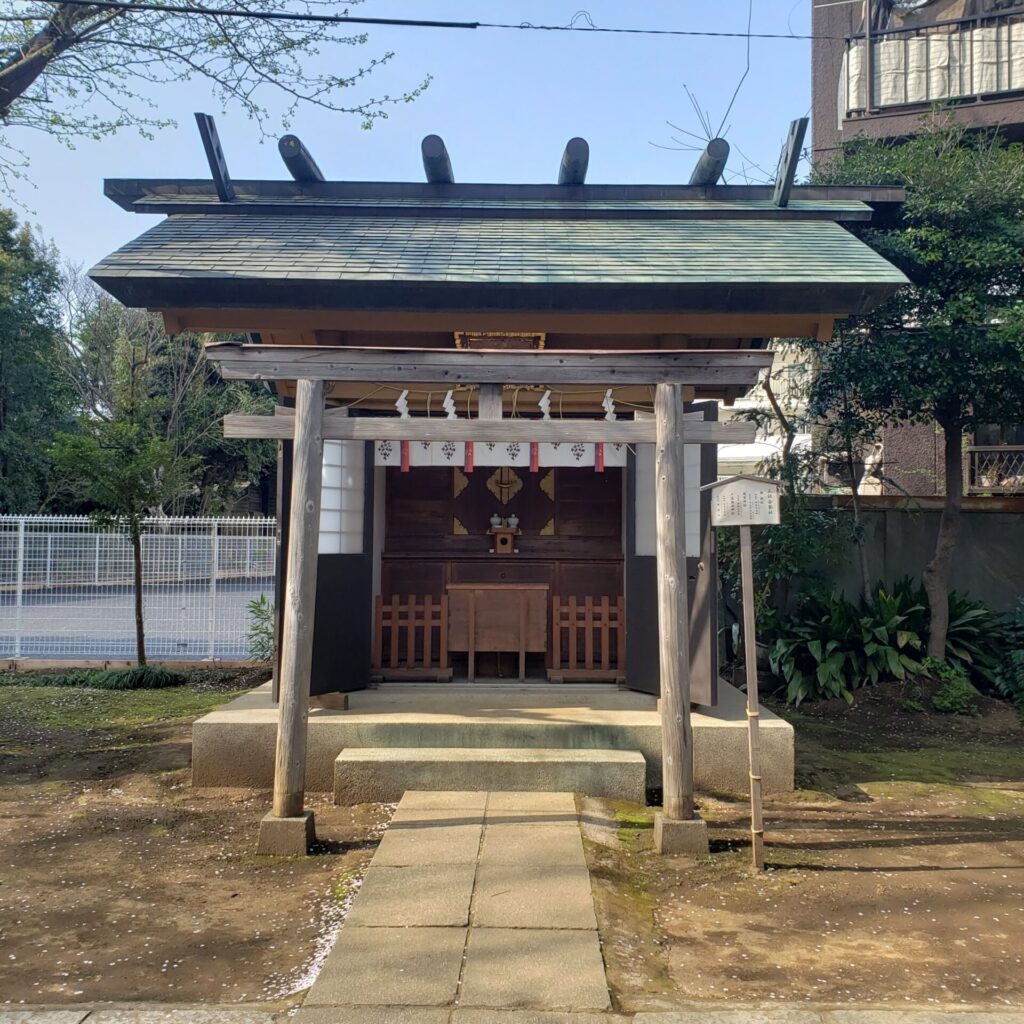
[{"x1": 90, "y1": 126, "x2": 906, "y2": 845}]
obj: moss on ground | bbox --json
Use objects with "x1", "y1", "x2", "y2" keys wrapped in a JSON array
[
  {"x1": 799, "y1": 742, "x2": 1024, "y2": 792},
  {"x1": 609, "y1": 802, "x2": 655, "y2": 850},
  {"x1": 0, "y1": 685, "x2": 246, "y2": 731}
]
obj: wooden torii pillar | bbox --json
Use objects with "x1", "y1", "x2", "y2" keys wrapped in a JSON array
[
  {"x1": 213, "y1": 343, "x2": 768, "y2": 856},
  {"x1": 653, "y1": 382, "x2": 708, "y2": 856},
  {"x1": 256, "y1": 378, "x2": 324, "y2": 856}
]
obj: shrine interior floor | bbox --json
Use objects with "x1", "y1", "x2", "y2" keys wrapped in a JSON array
[{"x1": 192, "y1": 680, "x2": 794, "y2": 798}]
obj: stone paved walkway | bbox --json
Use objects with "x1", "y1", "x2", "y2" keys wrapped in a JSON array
[
  {"x1": 7, "y1": 1004, "x2": 1024, "y2": 1024},
  {"x1": 297, "y1": 790, "x2": 610, "y2": 1020}
]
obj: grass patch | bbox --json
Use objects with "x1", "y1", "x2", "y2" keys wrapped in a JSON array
[
  {"x1": 0, "y1": 686, "x2": 246, "y2": 730},
  {"x1": 0, "y1": 666, "x2": 188, "y2": 690}
]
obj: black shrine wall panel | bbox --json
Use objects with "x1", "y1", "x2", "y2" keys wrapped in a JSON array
[{"x1": 276, "y1": 436, "x2": 377, "y2": 696}]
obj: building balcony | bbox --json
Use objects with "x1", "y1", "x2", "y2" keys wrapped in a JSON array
[
  {"x1": 965, "y1": 445, "x2": 1024, "y2": 495},
  {"x1": 843, "y1": 11, "x2": 1024, "y2": 122}
]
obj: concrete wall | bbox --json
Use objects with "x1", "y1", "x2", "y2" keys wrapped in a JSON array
[{"x1": 817, "y1": 503, "x2": 1024, "y2": 611}]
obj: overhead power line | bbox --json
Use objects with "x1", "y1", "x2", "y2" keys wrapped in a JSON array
[{"x1": 20, "y1": 0, "x2": 831, "y2": 40}]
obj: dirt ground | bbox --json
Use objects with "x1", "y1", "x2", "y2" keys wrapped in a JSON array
[
  {"x1": 2, "y1": 674, "x2": 1023, "y2": 1009},
  {"x1": 586, "y1": 686, "x2": 1024, "y2": 1011},
  {"x1": 0, "y1": 676, "x2": 390, "y2": 1007}
]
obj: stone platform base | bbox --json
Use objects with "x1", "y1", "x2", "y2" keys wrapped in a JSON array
[
  {"x1": 193, "y1": 681, "x2": 794, "y2": 798},
  {"x1": 334, "y1": 746, "x2": 646, "y2": 804}
]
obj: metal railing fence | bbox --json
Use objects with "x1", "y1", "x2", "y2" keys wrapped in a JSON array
[
  {"x1": 965, "y1": 445, "x2": 1024, "y2": 496},
  {"x1": 844, "y1": 12, "x2": 1024, "y2": 115},
  {"x1": 0, "y1": 515, "x2": 276, "y2": 661}
]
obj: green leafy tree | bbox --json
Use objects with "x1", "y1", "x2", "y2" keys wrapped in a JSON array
[
  {"x1": 50, "y1": 277, "x2": 276, "y2": 661},
  {"x1": 61, "y1": 277, "x2": 276, "y2": 513},
  {"x1": 0, "y1": 209, "x2": 72, "y2": 511},
  {"x1": 0, "y1": 0, "x2": 429, "y2": 189},
  {"x1": 733, "y1": 345, "x2": 879, "y2": 608},
  {"x1": 813, "y1": 121, "x2": 1024, "y2": 657},
  {"x1": 51, "y1": 419, "x2": 196, "y2": 664}
]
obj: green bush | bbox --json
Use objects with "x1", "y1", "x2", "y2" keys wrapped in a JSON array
[
  {"x1": 247, "y1": 593, "x2": 275, "y2": 662},
  {"x1": 768, "y1": 586, "x2": 924, "y2": 705},
  {"x1": 768, "y1": 593, "x2": 861, "y2": 705},
  {"x1": 925, "y1": 658, "x2": 979, "y2": 716},
  {"x1": 891, "y1": 578, "x2": 1010, "y2": 689},
  {"x1": 0, "y1": 665, "x2": 187, "y2": 690},
  {"x1": 993, "y1": 599, "x2": 1024, "y2": 714}
]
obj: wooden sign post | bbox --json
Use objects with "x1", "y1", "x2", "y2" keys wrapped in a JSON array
[{"x1": 700, "y1": 474, "x2": 782, "y2": 871}]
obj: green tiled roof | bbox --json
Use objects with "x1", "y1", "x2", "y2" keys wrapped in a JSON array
[{"x1": 92, "y1": 213, "x2": 906, "y2": 287}]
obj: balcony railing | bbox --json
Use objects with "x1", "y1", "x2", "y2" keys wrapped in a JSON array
[
  {"x1": 965, "y1": 445, "x2": 1024, "y2": 495},
  {"x1": 843, "y1": 12, "x2": 1024, "y2": 117}
]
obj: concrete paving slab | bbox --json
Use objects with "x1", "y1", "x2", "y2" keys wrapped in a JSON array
[
  {"x1": 0, "y1": 1013, "x2": 91, "y2": 1024},
  {"x1": 452, "y1": 1014, "x2": 629, "y2": 1024},
  {"x1": 459, "y1": 928, "x2": 610, "y2": 1010},
  {"x1": 374, "y1": 821, "x2": 483, "y2": 866},
  {"x1": 85, "y1": 1013, "x2": 278, "y2": 1023},
  {"x1": 303, "y1": 926, "x2": 467, "y2": 1007},
  {"x1": 390, "y1": 806, "x2": 485, "y2": 826},
  {"x1": 345, "y1": 863, "x2": 477, "y2": 927},
  {"x1": 293, "y1": 1007, "x2": 451, "y2": 1024},
  {"x1": 485, "y1": 792, "x2": 578, "y2": 815},
  {"x1": 472, "y1": 863, "x2": 598, "y2": 929},
  {"x1": 398, "y1": 791, "x2": 489, "y2": 812},
  {"x1": 632, "y1": 1011, "x2": 823, "y2": 1024},
  {"x1": 479, "y1": 823, "x2": 588, "y2": 868}
]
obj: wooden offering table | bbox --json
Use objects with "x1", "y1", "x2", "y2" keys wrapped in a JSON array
[{"x1": 447, "y1": 583, "x2": 548, "y2": 681}]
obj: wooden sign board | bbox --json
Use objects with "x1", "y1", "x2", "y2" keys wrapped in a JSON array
[{"x1": 701, "y1": 474, "x2": 781, "y2": 527}]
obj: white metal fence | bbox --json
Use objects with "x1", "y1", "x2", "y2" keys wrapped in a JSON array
[{"x1": 0, "y1": 516, "x2": 276, "y2": 662}]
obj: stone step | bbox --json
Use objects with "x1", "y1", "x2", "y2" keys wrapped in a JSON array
[{"x1": 334, "y1": 746, "x2": 647, "y2": 805}]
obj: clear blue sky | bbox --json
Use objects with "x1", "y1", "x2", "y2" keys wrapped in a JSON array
[{"x1": 9, "y1": 1, "x2": 812, "y2": 269}]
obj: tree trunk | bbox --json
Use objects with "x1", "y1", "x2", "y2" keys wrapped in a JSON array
[
  {"x1": 845, "y1": 444, "x2": 872, "y2": 605},
  {"x1": 0, "y1": 6, "x2": 90, "y2": 117},
  {"x1": 922, "y1": 420, "x2": 963, "y2": 659},
  {"x1": 130, "y1": 522, "x2": 146, "y2": 665}
]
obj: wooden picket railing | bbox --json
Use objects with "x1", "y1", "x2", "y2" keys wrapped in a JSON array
[
  {"x1": 372, "y1": 594, "x2": 452, "y2": 681},
  {"x1": 548, "y1": 595, "x2": 626, "y2": 682}
]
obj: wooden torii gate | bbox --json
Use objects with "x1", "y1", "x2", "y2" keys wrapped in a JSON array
[{"x1": 211, "y1": 342, "x2": 767, "y2": 856}]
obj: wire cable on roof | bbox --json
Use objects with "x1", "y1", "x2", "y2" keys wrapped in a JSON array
[{"x1": 20, "y1": 0, "x2": 835, "y2": 40}]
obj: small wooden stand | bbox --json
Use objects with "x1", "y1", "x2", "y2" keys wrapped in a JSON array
[
  {"x1": 447, "y1": 583, "x2": 548, "y2": 680},
  {"x1": 487, "y1": 526, "x2": 520, "y2": 555}
]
